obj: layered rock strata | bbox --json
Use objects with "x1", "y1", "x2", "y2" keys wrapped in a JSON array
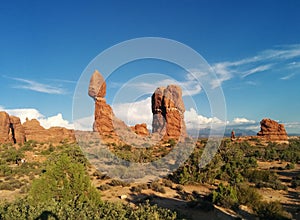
[{"x1": 257, "y1": 118, "x2": 288, "y2": 141}]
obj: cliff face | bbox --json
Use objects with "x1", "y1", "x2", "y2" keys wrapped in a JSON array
[
  {"x1": 151, "y1": 85, "x2": 187, "y2": 140},
  {"x1": 0, "y1": 111, "x2": 75, "y2": 145},
  {"x1": 257, "y1": 118, "x2": 288, "y2": 141},
  {"x1": 0, "y1": 112, "x2": 26, "y2": 144}
]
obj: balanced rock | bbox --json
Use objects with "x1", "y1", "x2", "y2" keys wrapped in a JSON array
[
  {"x1": 131, "y1": 123, "x2": 149, "y2": 136},
  {"x1": 151, "y1": 85, "x2": 187, "y2": 140},
  {"x1": 88, "y1": 70, "x2": 116, "y2": 137},
  {"x1": 257, "y1": 118, "x2": 288, "y2": 141},
  {"x1": 88, "y1": 70, "x2": 106, "y2": 99}
]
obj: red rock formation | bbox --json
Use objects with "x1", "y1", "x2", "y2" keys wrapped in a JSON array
[
  {"x1": 0, "y1": 112, "x2": 26, "y2": 144},
  {"x1": 23, "y1": 118, "x2": 75, "y2": 143},
  {"x1": 151, "y1": 85, "x2": 187, "y2": 140},
  {"x1": 88, "y1": 69, "x2": 106, "y2": 99},
  {"x1": 0, "y1": 111, "x2": 13, "y2": 143},
  {"x1": 93, "y1": 98, "x2": 115, "y2": 135},
  {"x1": 152, "y1": 87, "x2": 166, "y2": 134},
  {"x1": 131, "y1": 123, "x2": 149, "y2": 136},
  {"x1": 9, "y1": 116, "x2": 26, "y2": 144},
  {"x1": 257, "y1": 118, "x2": 288, "y2": 141},
  {"x1": 88, "y1": 70, "x2": 116, "y2": 136}
]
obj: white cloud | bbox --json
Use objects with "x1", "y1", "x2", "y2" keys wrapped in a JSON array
[
  {"x1": 210, "y1": 44, "x2": 300, "y2": 87},
  {"x1": 242, "y1": 64, "x2": 273, "y2": 77},
  {"x1": 113, "y1": 97, "x2": 152, "y2": 129},
  {"x1": 73, "y1": 115, "x2": 94, "y2": 131},
  {"x1": 232, "y1": 117, "x2": 256, "y2": 124},
  {"x1": 0, "y1": 107, "x2": 74, "y2": 129},
  {"x1": 280, "y1": 73, "x2": 295, "y2": 80},
  {"x1": 7, "y1": 77, "x2": 66, "y2": 94},
  {"x1": 184, "y1": 108, "x2": 224, "y2": 130}
]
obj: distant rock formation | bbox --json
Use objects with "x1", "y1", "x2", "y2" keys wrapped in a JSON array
[
  {"x1": 131, "y1": 123, "x2": 149, "y2": 136},
  {"x1": 23, "y1": 118, "x2": 75, "y2": 143},
  {"x1": 151, "y1": 85, "x2": 187, "y2": 140},
  {"x1": 257, "y1": 118, "x2": 288, "y2": 141},
  {"x1": 0, "y1": 112, "x2": 26, "y2": 144},
  {"x1": 0, "y1": 111, "x2": 75, "y2": 145},
  {"x1": 9, "y1": 116, "x2": 26, "y2": 144}
]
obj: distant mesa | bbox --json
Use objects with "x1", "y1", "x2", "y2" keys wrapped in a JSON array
[
  {"x1": 0, "y1": 111, "x2": 75, "y2": 145},
  {"x1": 88, "y1": 70, "x2": 187, "y2": 143},
  {"x1": 257, "y1": 118, "x2": 288, "y2": 141}
]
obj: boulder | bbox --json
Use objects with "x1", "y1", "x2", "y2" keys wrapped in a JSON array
[
  {"x1": 257, "y1": 118, "x2": 288, "y2": 141},
  {"x1": 88, "y1": 70, "x2": 106, "y2": 99},
  {"x1": 131, "y1": 123, "x2": 149, "y2": 136}
]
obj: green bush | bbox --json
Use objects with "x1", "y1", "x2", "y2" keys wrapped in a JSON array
[
  {"x1": 254, "y1": 201, "x2": 292, "y2": 220},
  {"x1": 212, "y1": 183, "x2": 238, "y2": 209},
  {"x1": 97, "y1": 184, "x2": 111, "y2": 191},
  {"x1": 150, "y1": 181, "x2": 166, "y2": 194}
]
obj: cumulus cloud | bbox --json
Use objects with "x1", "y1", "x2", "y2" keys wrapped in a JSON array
[
  {"x1": 185, "y1": 108, "x2": 224, "y2": 130},
  {"x1": 0, "y1": 107, "x2": 74, "y2": 129},
  {"x1": 232, "y1": 117, "x2": 256, "y2": 124},
  {"x1": 73, "y1": 115, "x2": 94, "y2": 131},
  {"x1": 113, "y1": 97, "x2": 152, "y2": 129}
]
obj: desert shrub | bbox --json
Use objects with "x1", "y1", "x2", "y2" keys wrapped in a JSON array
[
  {"x1": 131, "y1": 186, "x2": 142, "y2": 193},
  {"x1": 212, "y1": 183, "x2": 238, "y2": 209},
  {"x1": 285, "y1": 163, "x2": 295, "y2": 170},
  {"x1": 29, "y1": 153, "x2": 101, "y2": 207},
  {"x1": 254, "y1": 201, "x2": 292, "y2": 220},
  {"x1": 150, "y1": 181, "x2": 166, "y2": 194},
  {"x1": 109, "y1": 179, "x2": 130, "y2": 187},
  {"x1": 236, "y1": 183, "x2": 262, "y2": 207},
  {"x1": 0, "y1": 164, "x2": 13, "y2": 177},
  {"x1": 131, "y1": 183, "x2": 148, "y2": 193},
  {"x1": 97, "y1": 184, "x2": 111, "y2": 191},
  {"x1": 175, "y1": 185, "x2": 184, "y2": 192},
  {"x1": 2, "y1": 148, "x2": 24, "y2": 164},
  {"x1": 128, "y1": 200, "x2": 177, "y2": 220},
  {"x1": 162, "y1": 179, "x2": 173, "y2": 188},
  {"x1": 0, "y1": 182, "x2": 13, "y2": 191},
  {"x1": 291, "y1": 174, "x2": 300, "y2": 188}
]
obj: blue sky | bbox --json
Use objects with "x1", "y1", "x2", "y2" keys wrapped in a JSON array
[{"x1": 1, "y1": 0, "x2": 300, "y2": 133}]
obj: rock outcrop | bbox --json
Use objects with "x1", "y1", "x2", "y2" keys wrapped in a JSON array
[
  {"x1": 257, "y1": 118, "x2": 288, "y2": 141},
  {"x1": 131, "y1": 123, "x2": 149, "y2": 136},
  {"x1": 23, "y1": 118, "x2": 75, "y2": 143},
  {"x1": 0, "y1": 111, "x2": 75, "y2": 145},
  {"x1": 9, "y1": 116, "x2": 26, "y2": 144},
  {"x1": 151, "y1": 85, "x2": 187, "y2": 140},
  {"x1": 0, "y1": 112, "x2": 13, "y2": 143},
  {"x1": 89, "y1": 70, "x2": 187, "y2": 143},
  {"x1": 0, "y1": 112, "x2": 26, "y2": 144},
  {"x1": 88, "y1": 70, "x2": 116, "y2": 136}
]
